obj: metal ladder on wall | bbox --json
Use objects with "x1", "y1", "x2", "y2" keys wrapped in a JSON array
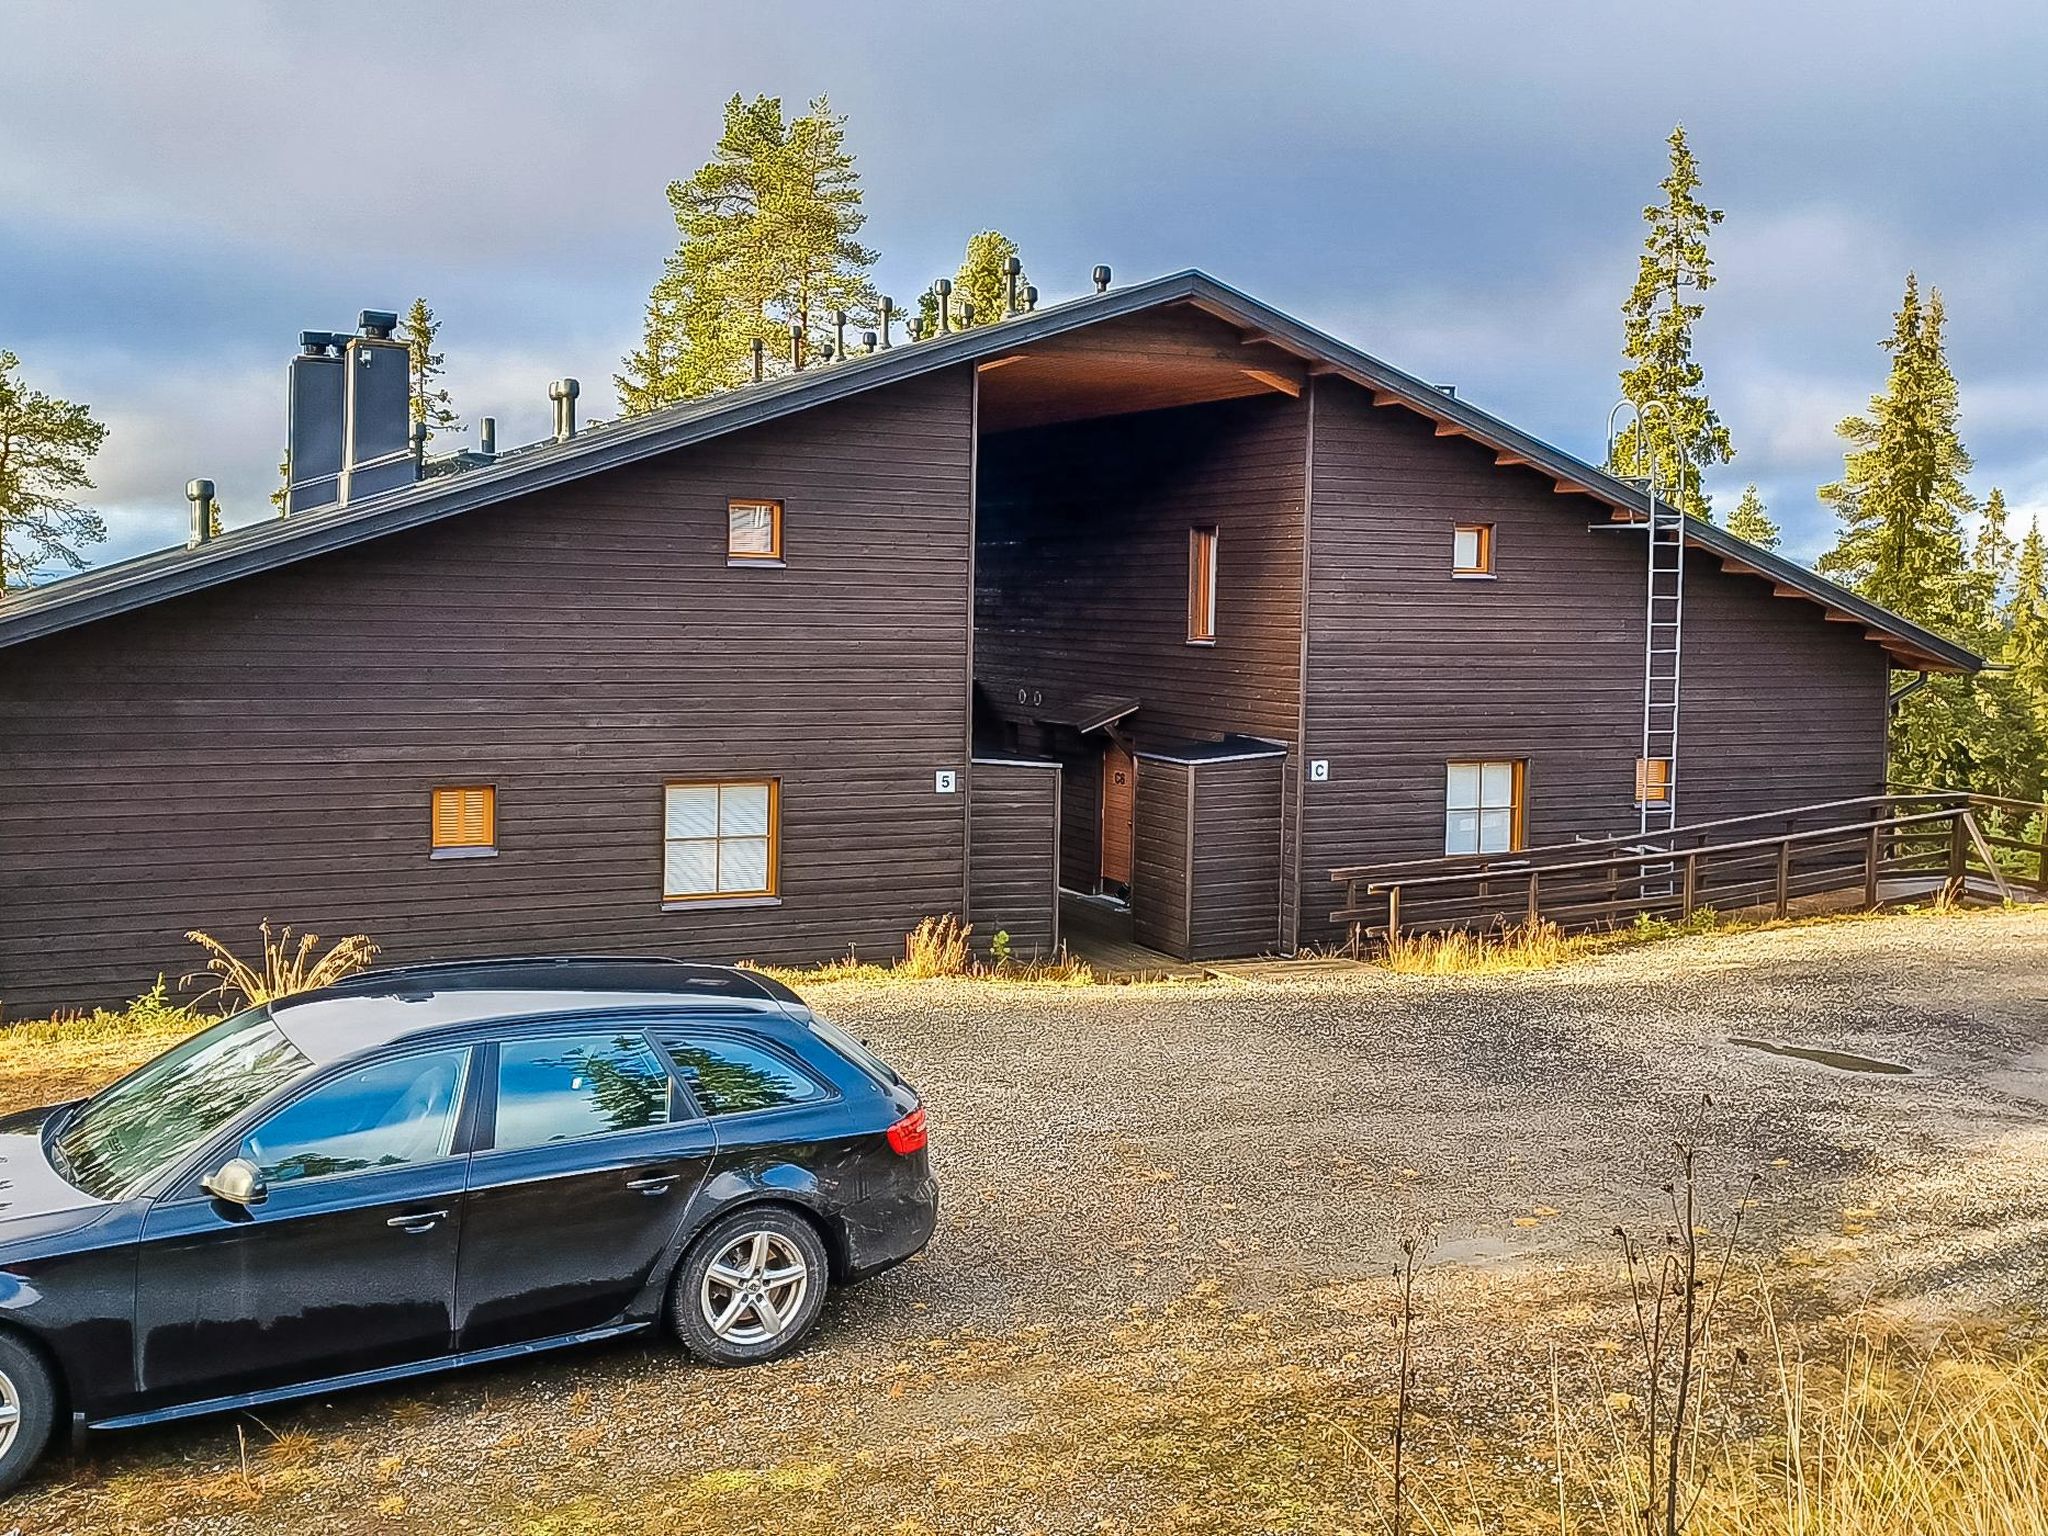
[{"x1": 1641, "y1": 478, "x2": 1685, "y2": 846}]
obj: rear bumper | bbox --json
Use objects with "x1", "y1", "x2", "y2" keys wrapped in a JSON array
[{"x1": 839, "y1": 1161, "x2": 938, "y2": 1282}]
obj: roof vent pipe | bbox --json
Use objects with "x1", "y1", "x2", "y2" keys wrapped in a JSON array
[
  {"x1": 862, "y1": 330, "x2": 878, "y2": 354},
  {"x1": 752, "y1": 338, "x2": 765, "y2": 382},
  {"x1": 959, "y1": 299, "x2": 975, "y2": 327},
  {"x1": 1092, "y1": 265, "x2": 1112, "y2": 293},
  {"x1": 548, "y1": 378, "x2": 580, "y2": 442},
  {"x1": 185, "y1": 478, "x2": 217, "y2": 548},
  {"x1": 935, "y1": 277, "x2": 953, "y2": 333},
  {"x1": 908, "y1": 317, "x2": 926, "y2": 342},
  {"x1": 478, "y1": 416, "x2": 497, "y2": 459},
  {"x1": 832, "y1": 309, "x2": 848, "y2": 360},
  {"x1": 1022, "y1": 284, "x2": 1038, "y2": 312},
  {"x1": 790, "y1": 321, "x2": 805, "y2": 370},
  {"x1": 1004, "y1": 255, "x2": 1022, "y2": 314},
  {"x1": 878, "y1": 296, "x2": 894, "y2": 349}
]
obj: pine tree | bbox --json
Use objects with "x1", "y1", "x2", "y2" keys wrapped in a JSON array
[
  {"x1": 1725, "y1": 484, "x2": 1781, "y2": 551},
  {"x1": 1967, "y1": 486, "x2": 2014, "y2": 639},
  {"x1": 0, "y1": 348, "x2": 108, "y2": 592},
  {"x1": 1815, "y1": 275, "x2": 1976, "y2": 637},
  {"x1": 1608, "y1": 125, "x2": 1734, "y2": 520},
  {"x1": 918, "y1": 230, "x2": 1028, "y2": 334},
  {"x1": 618, "y1": 94, "x2": 879, "y2": 412},
  {"x1": 2009, "y1": 522, "x2": 2048, "y2": 718},
  {"x1": 398, "y1": 299, "x2": 459, "y2": 449}
]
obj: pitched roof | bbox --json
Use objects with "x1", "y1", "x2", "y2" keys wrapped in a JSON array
[{"x1": 0, "y1": 270, "x2": 1980, "y2": 672}]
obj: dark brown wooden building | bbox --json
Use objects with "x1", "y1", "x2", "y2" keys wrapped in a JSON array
[{"x1": 0, "y1": 273, "x2": 1979, "y2": 1011}]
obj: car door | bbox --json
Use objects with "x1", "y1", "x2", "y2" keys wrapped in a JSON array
[
  {"x1": 132, "y1": 1044, "x2": 477, "y2": 1408},
  {"x1": 454, "y1": 1027, "x2": 715, "y2": 1352}
]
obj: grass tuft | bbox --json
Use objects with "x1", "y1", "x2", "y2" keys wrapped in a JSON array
[
  {"x1": 182, "y1": 920, "x2": 380, "y2": 1009},
  {"x1": 1381, "y1": 918, "x2": 1588, "y2": 974},
  {"x1": 901, "y1": 914, "x2": 975, "y2": 978}
]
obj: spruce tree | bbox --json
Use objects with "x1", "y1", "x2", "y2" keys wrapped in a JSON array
[
  {"x1": 2009, "y1": 522, "x2": 2048, "y2": 718},
  {"x1": 1815, "y1": 274, "x2": 1976, "y2": 637},
  {"x1": 0, "y1": 348, "x2": 108, "y2": 591},
  {"x1": 1967, "y1": 486, "x2": 2015, "y2": 639},
  {"x1": 918, "y1": 230, "x2": 1028, "y2": 334},
  {"x1": 398, "y1": 299, "x2": 459, "y2": 448},
  {"x1": 1608, "y1": 125, "x2": 1734, "y2": 520},
  {"x1": 618, "y1": 94, "x2": 878, "y2": 412},
  {"x1": 1725, "y1": 484, "x2": 1781, "y2": 551}
]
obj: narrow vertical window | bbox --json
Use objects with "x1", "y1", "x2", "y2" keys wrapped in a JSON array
[
  {"x1": 1188, "y1": 526, "x2": 1218, "y2": 643},
  {"x1": 431, "y1": 785, "x2": 496, "y2": 855},
  {"x1": 663, "y1": 779, "x2": 779, "y2": 901},
  {"x1": 1635, "y1": 758, "x2": 1671, "y2": 805},
  {"x1": 1444, "y1": 760, "x2": 1525, "y2": 855},
  {"x1": 1452, "y1": 523, "x2": 1494, "y2": 576},
  {"x1": 727, "y1": 499, "x2": 783, "y2": 562}
]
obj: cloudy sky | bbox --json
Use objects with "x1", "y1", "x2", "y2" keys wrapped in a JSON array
[{"x1": 6, "y1": 0, "x2": 2045, "y2": 572}]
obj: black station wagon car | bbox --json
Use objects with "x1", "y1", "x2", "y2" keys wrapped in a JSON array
[{"x1": 0, "y1": 956, "x2": 937, "y2": 1492}]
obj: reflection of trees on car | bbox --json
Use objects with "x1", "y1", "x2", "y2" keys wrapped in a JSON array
[
  {"x1": 551, "y1": 1038, "x2": 668, "y2": 1133},
  {"x1": 662, "y1": 1045, "x2": 796, "y2": 1115},
  {"x1": 266, "y1": 1151, "x2": 398, "y2": 1183}
]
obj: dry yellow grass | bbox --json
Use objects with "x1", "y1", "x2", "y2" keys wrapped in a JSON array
[
  {"x1": 183, "y1": 920, "x2": 380, "y2": 1009},
  {"x1": 1381, "y1": 918, "x2": 1591, "y2": 974}
]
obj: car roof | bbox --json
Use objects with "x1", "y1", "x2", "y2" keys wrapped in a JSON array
[{"x1": 266, "y1": 955, "x2": 810, "y2": 1064}]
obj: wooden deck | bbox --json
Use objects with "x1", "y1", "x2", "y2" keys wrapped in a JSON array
[{"x1": 1059, "y1": 892, "x2": 1206, "y2": 980}]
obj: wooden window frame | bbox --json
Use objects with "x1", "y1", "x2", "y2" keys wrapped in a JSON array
[
  {"x1": 1443, "y1": 759, "x2": 1526, "y2": 856},
  {"x1": 1452, "y1": 522, "x2": 1494, "y2": 578},
  {"x1": 431, "y1": 784, "x2": 497, "y2": 857},
  {"x1": 1187, "y1": 525, "x2": 1218, "y2": 644},
  {"x1": 1635, "y1": 757, "x2": 1671, "y2": 805},
  {"x1": 727, "y1": 499, "x2": 784, "y2": 564},
  {"x1": 662, "y1": 777, "x2": 780, "y2": 904}
]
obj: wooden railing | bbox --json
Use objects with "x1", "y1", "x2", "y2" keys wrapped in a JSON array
[{"x1": 1329, "y1": 789, "x2": 2043, "y2": 952}]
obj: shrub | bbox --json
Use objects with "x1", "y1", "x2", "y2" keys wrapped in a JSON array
[
  {"x1": 0, "y1": 978, "x2": 205, "y2": 1050},
  {"x1": 990, "y1": 930, "x2": 1013, "y2": 968},
  {"x1": 184, "y1": 920, "x2": 380, "y2": 1008}
]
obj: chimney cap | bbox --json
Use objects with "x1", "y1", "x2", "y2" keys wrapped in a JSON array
[
  {"x1": 357, "y1": 310, "x2": 399, "y2": 339},
  {"x1": 299, "y1": 330, "x2": 338, "y2": 355},
  {"x1": 548, "y1": 377, "x2": 581, "y2": 401},
  {"x1": 1004, "y1": 255, "x2": 1022, "y2": 276},
  {"x1": 185, "y1": 478, "x2": 216, "y2": 502}
]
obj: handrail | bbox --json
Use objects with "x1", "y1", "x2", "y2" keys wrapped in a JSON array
[
  {"x1": 1328, "y1": 791, "x2": 1949, "y2": 883},
  {"x1": 1357, "y1": 808, "x2": 1963, "y2": 897}
]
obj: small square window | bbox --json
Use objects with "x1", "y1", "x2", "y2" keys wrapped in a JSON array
[
  {"x1": 431, "y1": 785, "x2": 496, "y2": 851},
  {"x1": 1635, "y1": 758, "x2": 1671, "y2": 804},
  {"x1": 728, "y1": 500, "x2": 783, "y2": 562},
  {"x1": 1453, "y1": 523, "x2": 1493, "y2": 576},
  {"x1": 663, "y1": 779, "x2": 779, "y2": 900},
  {"x1": 1445, "y1": 759, "x2": 1525, "y2": 855}
]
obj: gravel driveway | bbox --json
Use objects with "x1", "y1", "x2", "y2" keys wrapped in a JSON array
[{"x1": 14, "y1": 907, "x2": 2048, "y2": 1534}]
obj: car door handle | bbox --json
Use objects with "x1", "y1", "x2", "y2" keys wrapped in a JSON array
[
  {"x1": 625, "y1": 1175, "x2": 677, "y2": 1196},
  {"x1": 387, "y1": 1210, "x2": 448, "y2": 1233}
]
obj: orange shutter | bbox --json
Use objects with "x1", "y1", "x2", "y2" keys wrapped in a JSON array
[{"x1": 432, "y1": 786, "x2": 496, "y2": 848}]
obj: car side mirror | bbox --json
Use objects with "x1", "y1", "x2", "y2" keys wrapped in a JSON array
[{"x1": 202, "y1": 1157, "x2": 268, "y2": 1207}]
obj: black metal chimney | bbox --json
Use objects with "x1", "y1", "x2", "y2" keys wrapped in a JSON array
[
  {"x1": 879, "y1": 297, "x2": 894, "y2": 349},
  {"x1": 1092, "y1": 265, "x2": 1112, "y2": 293},
  {"x1": 752, "y1": 338, "x2": 766, "y2": 382},
  {"x1": 185, "y1": 479, "x2": 216, "y2": 548},
  {"x1": 1005, "y1": 255, "x2": 1022, "y2": 314},
  {"x1": 284, "y1": 330, "x2": 345, "y2": 513},
  {"x1": 548, "y1": 378, "x2": 580, "y2": 441},
  {"x1": 790, "y1": 322, "x2": 805, "y2": 370},
  {"x1": 339, "y1": 310, "x2": 415, "y2": 503},
  {"x1": 833, "y1": 309, "x2": 848, "y2": 360},
  {"x1": 935, "y1": 277, "x2": 953, "y2": 333},
  {"x1": 478, "y1": 416, "x2": 497, "y2": 459}
]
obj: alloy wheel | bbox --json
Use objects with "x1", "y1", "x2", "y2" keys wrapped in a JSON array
[
  {"x1": 0, "y1": 1366, "x2": 19, "y2": 1460},
  {"x1": 700, "y1": 1229, "x2": 811, "y2": 1345}
]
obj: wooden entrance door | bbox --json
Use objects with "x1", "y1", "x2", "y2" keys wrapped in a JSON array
[{"x1": 1100, "y1": 744, "x2": 1135, "y2": 892}]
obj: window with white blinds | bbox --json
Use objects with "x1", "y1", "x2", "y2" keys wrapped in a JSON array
[
  {"x1": 663, "y1": 780, "x2": 778, "y2": 900},
  {"x1": 1445, "y1": 760, "x2": 1524, "y2": 856}
]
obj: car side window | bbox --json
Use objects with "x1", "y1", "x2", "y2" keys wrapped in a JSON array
[
  {"x1": 657, "y1": 1035, "x2": 825, "y2": 1117},
  {"x1": 493, "y1": 1033, "x2": 672, "y2": 1151},
  {"x1": 241, "y1": 1047, "x2": 470, "y2": 1186}
]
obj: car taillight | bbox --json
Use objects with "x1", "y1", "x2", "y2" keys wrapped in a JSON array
[{"x1": 886, "y1": 1106, "x2": 927, "y2": 1155}]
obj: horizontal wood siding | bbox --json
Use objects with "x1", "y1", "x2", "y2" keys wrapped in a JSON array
[
  {"x1": 966, "y1": 761, "x2": 1060, "y2": 958},
  {"x1": 1131, "y1": 761, "x2": 1191, "y2": 957},
  {"x1": 1188, "y1": 756, "x2": 1285, "y2": 960},
  {"x1": 1301, "y1": 377, "x2": 1889, "y2": 940},
  {"x1": 0, "y1": 369, "x2": 976, "y2": 1013}
]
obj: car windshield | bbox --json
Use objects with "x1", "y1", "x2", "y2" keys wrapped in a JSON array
[{"x1": 49, "y1": 1007, "x2": 313, "y2": 1201}]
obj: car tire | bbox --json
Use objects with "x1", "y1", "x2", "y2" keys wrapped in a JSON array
[
  {"x1": 0, "y1": 1332, "x2": 58, "y2": 1496},
  {"x1": 669, "y1": 1205, "x2": 831, "y2": 1367}
]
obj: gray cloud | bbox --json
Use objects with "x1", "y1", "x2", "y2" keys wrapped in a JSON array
[{"x1": 6, "y1": 0, "x2": 2044, "y2": 571}]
